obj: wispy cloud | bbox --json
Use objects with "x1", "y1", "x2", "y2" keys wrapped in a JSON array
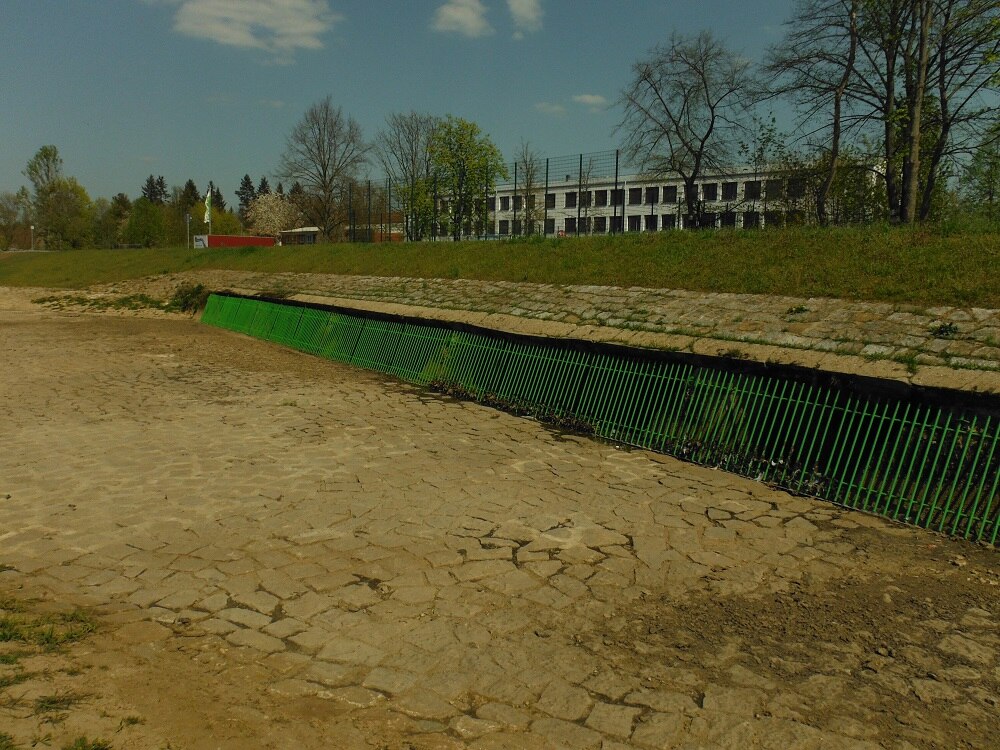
[
  {"x1": 508, "y1": 0, "x2": 542, "y2": 39},
  {"x1": 170, "y1": 0, "x2": 341, "y2": 63},
  {"x1": 432, "y1": 0, "x2": 493, "y2": 38},
  {"x1": 535, "y1": 101, "x2": 566, "y2": 116},
  {"x1": 573, "y1": 93, "x2": 608, "y2": 112}
]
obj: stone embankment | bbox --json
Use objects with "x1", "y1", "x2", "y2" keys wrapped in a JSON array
[{"x1": 101, "y1": 270, "x2": 1000, "y2": 394}]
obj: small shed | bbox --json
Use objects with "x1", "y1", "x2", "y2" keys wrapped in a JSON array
[{"x1": 280, "y1": 227, "x2": 321, "y2": 245}]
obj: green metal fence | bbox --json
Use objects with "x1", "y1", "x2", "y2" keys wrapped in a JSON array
[{"x1": 202, "y1": 293, "x2": 1000, "y2": 544}]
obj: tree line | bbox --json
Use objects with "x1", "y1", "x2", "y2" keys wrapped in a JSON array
[{"x1": 2, "y1": 0, "x2": 996, "y2": 250}]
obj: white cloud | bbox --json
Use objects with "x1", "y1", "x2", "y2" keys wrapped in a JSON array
[
  {"x1": 171, "y1": 0, "x2": 341, "y2": 62},
  {"x1": 507, "y1": 0, "x2": 542, "y2": 38},
  {"x1": 535, "y1": 101, "x2": 566, "y2": 116},
  {"x1": 572, "y1": 93, "x2": 608, "y2": 112},
  {"x1": 432, "y1": 0, "x2": 493, "y2": 38}
]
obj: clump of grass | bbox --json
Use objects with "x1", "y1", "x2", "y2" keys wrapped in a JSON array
[
  {"x1": 0, "y1": 732, "x2": 19, "y2": 750},
  {"x1": 786, "y1": 304, "x2": 809, "y2": 315},
  {"x1": 166, "y1": 282, "x2": 210, "y2": 313},
  {"x1": 34, "y1": 691, "x2": 86, "y2": 715},
  {"x1": 0, "y1": 604, "x2": 97, "y2": 649}
]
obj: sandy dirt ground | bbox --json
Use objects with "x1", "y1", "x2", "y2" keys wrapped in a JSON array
[{"x1": 0, "y1": 287, "x2": 997, "y2": 749}]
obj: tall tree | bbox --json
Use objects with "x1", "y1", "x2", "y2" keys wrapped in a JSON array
[
  {"x1": 766, "y1": 0, "x2": 860, "y2": 225},
  {"x1": 23, "y1": 145, "x2": 63, "y2": 197},
  {"x1": 236, "y1": 174, "x2": 257, "y2": 220},
  {"x1": 246, "y1": 193, "x2": 302, "y2": 237},
  {"x1": 619, "y1": 31, "x2": 757, "y2": 227},
  {"x1": 257, "y1": 176, "x2": 271, "y2": 196},
  {"x1": 374, "y1": 111, "x2": 440, "y2": 240},
  {"x1": 428, "y1": 116, "x2": 507, "y2": 240},
  {"x1": 37, "y1": 177, "x2": 92, "y2": 249},
  {"x1": 514, "y1": 140, "x2": 542, "y2": 235},
  {"x1": 279, "y1": 96, "x2": 368, "y2": 240},
  {"x1": 960, "y1": 124, "x2": 1000, "y2": 220},
  {"x1": 141, "y1": 175, "x2": 168, "y2": 204}
]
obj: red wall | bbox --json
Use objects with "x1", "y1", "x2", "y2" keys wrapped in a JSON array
[{"x1": 207, "y1": 235, "x2": 275, "y2": 248}]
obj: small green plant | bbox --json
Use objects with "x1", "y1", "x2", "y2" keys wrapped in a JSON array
[
  {"x1": 0, "y1": 732, "x2": 19, "y2": 750},
  {"x1": 117, "y1": 716, "x2": 143, "y2": 731},
  {"x1": 929, "y1": 321, "x2": 959, "y2": 338},
  {"x1": 786, "y1": 304, "x2": 809, "y2": 315}
]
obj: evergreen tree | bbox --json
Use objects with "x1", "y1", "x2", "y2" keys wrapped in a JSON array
[
  {"x1": 177, "y1": 179, "x2": 201, "y2": 212},
  {"x1": 275, "y1": 182, "x2": 284, "y2": 196},
  {"x1": 257, "y1": 176, "x2": 271, "y2": 195},
  {"x1": 141, "y1": 175, "x2": 167, "y2": 204},
  {"x1": 235, "y1": 174, "x2": 256, "y2": 219},
  {"x1": 211, "y1": 184, "x2": 226, "y2": 211}
]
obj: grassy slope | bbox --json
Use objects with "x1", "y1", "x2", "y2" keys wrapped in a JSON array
[{"x1": 1, "y1": 226, "x2": 997, "y2": 308}]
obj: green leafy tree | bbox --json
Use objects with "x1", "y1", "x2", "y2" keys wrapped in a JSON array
[
  {"x1": 960, "y1": 126, "x2": 1000, "y2": 221},
  {"x1": 246, "y1": 193, "x2": 302, "y2": 237},
  {"x1": 23, "y1": 145, "x2": 63, "y2": 197},
  {"x1": 124, "y1": 197, "x2": 165, "y2": 247},
  {"x1": 37, "y1": 177, "x2": 93, "y2": 249},
  {"x1": 0, "y1": 192, "x2": 20, "y2": 250},
  {"x1": 428, "y1": 116, "x2": 507, "y2": 240}
]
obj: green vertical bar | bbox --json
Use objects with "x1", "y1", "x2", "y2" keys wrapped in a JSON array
[
  {"x1": 930, "y1": 415, "x2": 978, "y2": 532},
  {"x1": 826, "y1": 396, "x2": 869, "y2": 506},
  {"x1": 948, "y1": 416, "x2": 992, "y2": 537},
  {"x1": 960, "y1": 421, "x2": 999, "y2": 540},
  {"x1": 907, "y1": 411, "x2": 955, "y2": 525},
  {"x1": 846, "y1": 400, "x2": 897, "y2": 511}
]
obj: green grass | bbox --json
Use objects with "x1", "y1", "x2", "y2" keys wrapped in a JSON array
[
  {"x1": 62, "y1": 738, "x2": 111, "y2": 750},
  {"x1": 0, "y1": 599, "x2": 97, "y2": 649},
  {"x1": 1, "y1": 225, "x2": 998, "y2": 308}
]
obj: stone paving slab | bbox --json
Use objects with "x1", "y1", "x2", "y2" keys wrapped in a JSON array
[{"x1": 0, "y1": 297, "x2": 998, "y2": 749}]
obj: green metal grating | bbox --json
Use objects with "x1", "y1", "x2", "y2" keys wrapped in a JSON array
[{"x1": 202, "y1": 293, "x2": 1000, "y2": 544}]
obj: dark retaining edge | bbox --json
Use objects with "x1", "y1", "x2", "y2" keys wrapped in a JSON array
[{"x1": 225, "y1": 291, "x2": 1000, "y2": 419}]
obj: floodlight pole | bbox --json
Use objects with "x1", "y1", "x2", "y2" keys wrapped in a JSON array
[
  {"x1": 30, "y1": 225, "x2": 34, "y2": 250},
  {"x1": 185, "y1": 214, "x2": 191, "y2": 249}
]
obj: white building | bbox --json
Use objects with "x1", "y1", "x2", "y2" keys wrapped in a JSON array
[{"x1": 486, "y1": 167, "x2": 811, "y2": 237}]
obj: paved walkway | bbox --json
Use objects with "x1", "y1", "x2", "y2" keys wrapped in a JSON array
[{"x1": 1, "y1": 298, "x2": 997, "y2": 749}]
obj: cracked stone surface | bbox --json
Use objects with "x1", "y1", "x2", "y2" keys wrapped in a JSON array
[{"x1": 0, "y1": 294, "x2": 997, "y2": 749}]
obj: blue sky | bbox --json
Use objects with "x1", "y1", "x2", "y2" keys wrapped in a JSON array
[{"x1": 1, "y1": 0, "x2": 794, "y2": 203}]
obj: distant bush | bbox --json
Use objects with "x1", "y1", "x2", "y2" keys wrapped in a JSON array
[{"x1": 168, "y1": 283, "x2": 209, "y2": 313}]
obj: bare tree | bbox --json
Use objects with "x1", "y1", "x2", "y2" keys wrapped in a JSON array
[
  {"x1": 619, "y1": 31, "x2": 757, "y2": 226},
  {"x1": 279, "y1": 96, "x2": 368, "y2": 240},
  {"x1": 514, "y1": 140, "x2": 542, "y2": 235},
  {"x1": 374, "y1": 112, "x2": 439, "y2": 240},
  {"x1": 766, "y1": 0, "x2": 859, "y2": 225}
]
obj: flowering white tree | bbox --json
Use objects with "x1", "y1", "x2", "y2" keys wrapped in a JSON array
[{"x1": 246, "y1": 193, "x2": 302, "y2": 238}]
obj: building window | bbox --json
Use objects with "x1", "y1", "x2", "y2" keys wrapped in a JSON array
[
  {"x1": 544, "y1": 218, "x2": 555, "y2": 234},
  {"x1": 722, "y1": 182, "x2": 738, "y2": 201},
  {"x1": 645, "y1": 186, "x2": 659, "y2": 204},
  {"x1": 683, "y1": 215, "x2": 699, "y2": 230},
  {"x1": 487, "y1": 196, "x2": 496, "y2": 211},
  {"x1": 743, "y1": 211, "x2": 760, "y2": 229},
  {"x1": 565, "y1": 192, "x2": 577, "y2": 208},
  {"x1": 545, "y1": 193, "x2": 556, "y2": 209},
  {"x1": 611, "y1": 189, "x2": 624, "y2": 205},
  {"x1": 662, "y1": 214, "x2": 676, "y2": 230},
  {"x1": 499, "y1": 196, "x2": 510, "y2": 211},
  {"x1": 744, "y1": 181, "x2": 761, "y2": 200},
  {"x1": 788, "y1": 178, "x2": 806, "y2": 199},
  {"x1": 764, "y1": 210, "x2": 785, "y2": 227},
  {"x1": 702, "y1": 183, "x2": 718, "y2": 201},
  {"x1": 513, "y1": 219, "x2": 522, "y2": 235},
  {"x1": 499, "y1": 220, "x2": 510, "y2": 235},
  {"x1": 595, "y1": 190, "x2": 608, "y2": 207},
  {"x1": 721, "y1": 211, "x2": 737, "y2": 228},
  {"x1": 580, "y1": 217, "x2": 592, "y2": 234},
  {"x1": 701, "y1": 212, "x2": 717, "y2": 228},
  {"x1": 766, "y1": 179, "x2": 785, "y2": 200},
  {"x1": 628, "y1": 187, "x2": 643, "y2": 205},
  {"x1": 663, "y1": 185, "x2": 678, "y2": 203},
  {"x1": 628, "y1": 215, "x2": 641, "y2": 231},
  {"x1": 610, "y1": 216, "x2": 624, "y2": 232},
  {"x1": 594, "y1": 216, "x2": 607, "y2": 233},
  {"x1": 580, "y1": 190, "x2": 592, "y2": 207},
  {"x1": 644, "y1": 215, "x2": 657, "y2": 231},
  {"x1": 514, "y1": 195, "x2": 523, "y2": 210},
  {"x1": 527, "y1": 194, "x2": 536, "y2": 209},
  {"x1": 565, "y1": 217, "x2": 576, "y2": 234}
]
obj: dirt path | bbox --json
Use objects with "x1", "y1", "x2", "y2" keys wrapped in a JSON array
[{"x1": 0, "y1": 290, "x2": 997, "y2": 749}]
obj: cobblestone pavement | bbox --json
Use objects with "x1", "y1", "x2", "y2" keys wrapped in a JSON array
[
  {"x1": 1, "y1": 299, "x2": 998, "y2": 749},
  {"x1": 93, "y1": 271, "x2": 1000, "y2": 394}
]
